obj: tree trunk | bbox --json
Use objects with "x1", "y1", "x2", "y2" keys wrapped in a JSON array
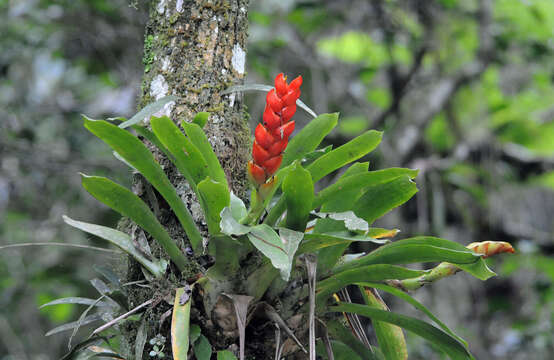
[{"x1": 120, "y1": 0, "x2": 254, "y2": 358}]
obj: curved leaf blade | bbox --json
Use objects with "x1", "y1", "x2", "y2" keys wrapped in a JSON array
[
  {"x1": 63, "y1": 216, "x2": 165, "y2": 277},
  {"x1": 198, "y1": 177, "x2": 230, "y2": 235},
  {"x1": 283, "y1": 162, "x2": 314, "y2": 231},
  {"x1": 171, "y1": 287, "x2": 191, "y2": 360},
  {"x1": 83, "y1": 118, "x2": 203, "y2": 253},
  {"x1": 283, "y1": 113, "x2": 339, "y2": 168},
  {"x1": 358, "y1": 282, "x2": 467, "y2": 346},
  {"x1": 80, "y1": 175, "x2": 188, "y2": 271},
  {"x1": 328, "y1": 303, "x2": 474, "y2": 360},
  {"x1": 307, "y1": 130, "x2": 382, "y2": 183},
  {"x1": 181, "y1": 121, "x2": 228, "y2": 189}
]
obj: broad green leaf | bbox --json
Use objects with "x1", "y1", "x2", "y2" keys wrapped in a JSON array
[
  {"x1": 80, "y1": 175, "x2": 188, "y2": 272},
  {"x1": 283, "y1": 162, "x2": 314, "y2": 231},
  {"x1": 131, "y1": 125, "x2": 174, "y2": 162},
  {"x1": 171, "y1": 287, "x2": 191, "y2": 360},
  {"x1": 229, "y1": 192, "x2": 247, "y2": 221},
  {"x1": 193, "y1": 112, "x2": 210, "y2": 128},
  {"x1": 83, "y1": 118, "x2": 203, "y2": 253},
  {"x1": 119, "y1": 95, "x2": 178, "y2": 128},
  {"x1": 207, "y1": 235, "x2": 242, "y2": 278},
  {"x1": 150, "y1": 116, "x2": 209, "y2": 187},
  {"x1": 317, "y1": 162, "x2": 369, "y2": 272},
  {"x1": 317, "y1": 265, "x2": 426, "y2": 302},
  {"x1": 217, "y1": 350, "x2": 238, "y2": 360},
  {"x1": 220, "y1": 207, "x2": 251, "y2": 236},
  {"x1": 353, "y1": 175, "x2": 418, "y2": 224},
  {"x1": 282, "y1": 113, "x2": 339, "y2": 168},
  {"x1": 181, "y1": 121, "x2": 228, "y2": 188},
  {"x1": 193, "y1": 334, "x2": 212, "y2": 360},
  {"x1": 63, "y1": 216, "x2": 166, "y2": 278},
  {"x1": 246, "y1": 224, "x2": 301, "y2": 281},
  {"x1": 298, "y1": 233, "x2": 387, "y2": 254},
  {"x1": 189, "y1": 324, "x2": 201, "y2": 344},
  {"x1": 198, "y1": 177, "x2": 230, "y2": 235},
  {"x1": 325, "y1": 320, "x2": 381, "y2": 360},
  {"x1": 328, "y1": 303, "x2": 474, "y2": 360},
  {"x1": 360, "y1": 287, "x2": 407, "y2": 360},
  {"x1": 301, "y1": 145, "x2": 333, "y2": 167},
  {"x1": 316, "y1": 340, "x2": 362, "y2": 360},
  {"x1": 314, "y1": 168, "x2": 419, "y2": 210},
  {"x1": 307, "y1": 130, "x2": 382, "y2": 182},
  {"x1": 333, "y1": 237, "x2": 481, "y2": 274},
  {"x1": 318, "y1": 211, "x2": 369, "y2": 232},
  {"x1": 358, "y1": 282, "x2": 467, "y2": 346}
]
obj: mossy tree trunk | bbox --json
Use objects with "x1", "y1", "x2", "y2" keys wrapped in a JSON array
[{"x1": 120, "y1": 0, "x2": 262, "y2": 358}]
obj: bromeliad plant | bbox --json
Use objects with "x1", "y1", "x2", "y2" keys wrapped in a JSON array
[{"x1": 58, "y1": 73, "x2": 515, "y2": 360}]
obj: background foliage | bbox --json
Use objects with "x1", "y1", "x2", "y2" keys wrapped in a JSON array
[{"x1": 0, "y1": 0, "x2": 552, "y2": 359}]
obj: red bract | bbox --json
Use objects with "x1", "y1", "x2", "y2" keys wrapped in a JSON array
[{"x1": 248, "y1": 73, "x2": 302, "y2": 186}]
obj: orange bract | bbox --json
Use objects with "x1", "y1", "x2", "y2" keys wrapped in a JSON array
[{"x1": 248, "y1": 73, "x2": 302, "y2": 186}]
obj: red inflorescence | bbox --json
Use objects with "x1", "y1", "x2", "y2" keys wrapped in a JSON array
[{"x1": 248, "y1": 73, "x2": 302, "y2": 186}]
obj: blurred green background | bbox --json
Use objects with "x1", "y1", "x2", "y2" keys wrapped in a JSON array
[{"x1": 0, "y1": 0, "x2": 552, "y2": 359}]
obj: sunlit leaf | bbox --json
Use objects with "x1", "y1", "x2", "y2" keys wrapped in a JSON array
[
  {"x1": 283, "y1": 162, "x2": 314, "y2": 231},
  {"x1": 198, "y1": 177, "x2": 230, "y2": 235}
]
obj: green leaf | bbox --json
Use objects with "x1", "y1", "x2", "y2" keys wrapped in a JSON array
[
  {"x1": 328, "y1": 303, "x2": 474, "y2": 360},
  {"x1": 333, "y1": 237, "x2": 481, "y2": 274},
  {"x1": 317, "y1": 265, "x2": 426, "y2": 302},
  {"x1": 118, "y1": 95, "x2": 178, "y2": 128},
  {"x1": 359, "y1": 287, "x2": 407, "y2": 360},
  {"x1": 63, "y1": 216, "x2": 166, "y2": 278},
  {"x1": 229, "y1": 192, "x2": 247, "y2": 221},
  {"x1": 325, "y1": 320, "x2": 381, "y2": 360},
  {"x1": 246, "y1": 224, "x2": 302, "y2": 281},
  {"x1": 282, "y1": 162, "x2": 314, "y2": 231},
  {"x1": 301, "y1": 145, "x2": 333, "y2": 167},
  {"x1": 198, "y1": 177, "x2": 230, "y2": 235},
  {"x1": 282, "y1": 113, "x2": 339, "y2": 168},
  {"x1": 217, "y1": 350, "x2": 238, "y2": 360},
  {"x1": 316, "y1": 162, "x2": 369, "y2": 272},
  {"x1": 193, "y1": 112, "x2": 210, "y2": 128},
  {"x1": 80, "y1": 175, "x2": 188, "y2": 272},
  {"x1": 181, "y1": 121, "x2": 228, "y2": 188},
  {"x1": 307, "y1": 130, "x2": 382, "y2": 182},
  {"x1": 358, "y1": 282, "x2": 467, "y2": 346},
  {"x1": 220, "y1": 207, "x2": 251, "y2": 236},
  {"x1": 314, "y1": 168, "x2": 419, "y2": 210},
  {"x1": 353, "y1": 175, "x2": 417, "y2": 225},
  {"x1": 83, "y1": 118, "x2": 203, "y2": 253},
  {"x1": 150, "y1": 116, "x2": 209, "y2": 187},
  {"x1": 131, "y1": 125, "x2": 174, "y2": 162},
  {"x1": 189, "y1": 324, "x2": 201, "y2": 344},
  {"x1": 193, "y1": 334, "x2": 212, "y2": 360},
  {"x1": 298, "y1": 233, "x2": 387, "y2": 254},
  {"x1": 171, "y1": 287, "x2": 191, "y2": 360}
]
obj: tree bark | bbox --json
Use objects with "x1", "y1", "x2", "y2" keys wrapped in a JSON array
[{"x1": 120, "y1": 0, "x2": 252, "y2": 358}]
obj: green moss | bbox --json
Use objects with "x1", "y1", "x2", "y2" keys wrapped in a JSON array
[
  {"x1": 143, "y1": 34, "x2": 155, "y2": 73},
  {"x1": 169, "y1": 12, "x2": 180, "y2": 25}
]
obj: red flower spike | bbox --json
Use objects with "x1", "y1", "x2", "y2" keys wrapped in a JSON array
[
  {"x1": 275, "y1": 73, "x2": 288, "y2": 97},
  {"x1": 263, "y1": 155, "x2": 282, "y2": 176},
  {"x1": 248, "y1": 73, "x2": 302, "y2": 186},
  {"x1": 255, "y1": 123, "x2": 274, "y2": 149},
  {"x1": 252, "y1": 141, "x2": 270, "y2": 164}
]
